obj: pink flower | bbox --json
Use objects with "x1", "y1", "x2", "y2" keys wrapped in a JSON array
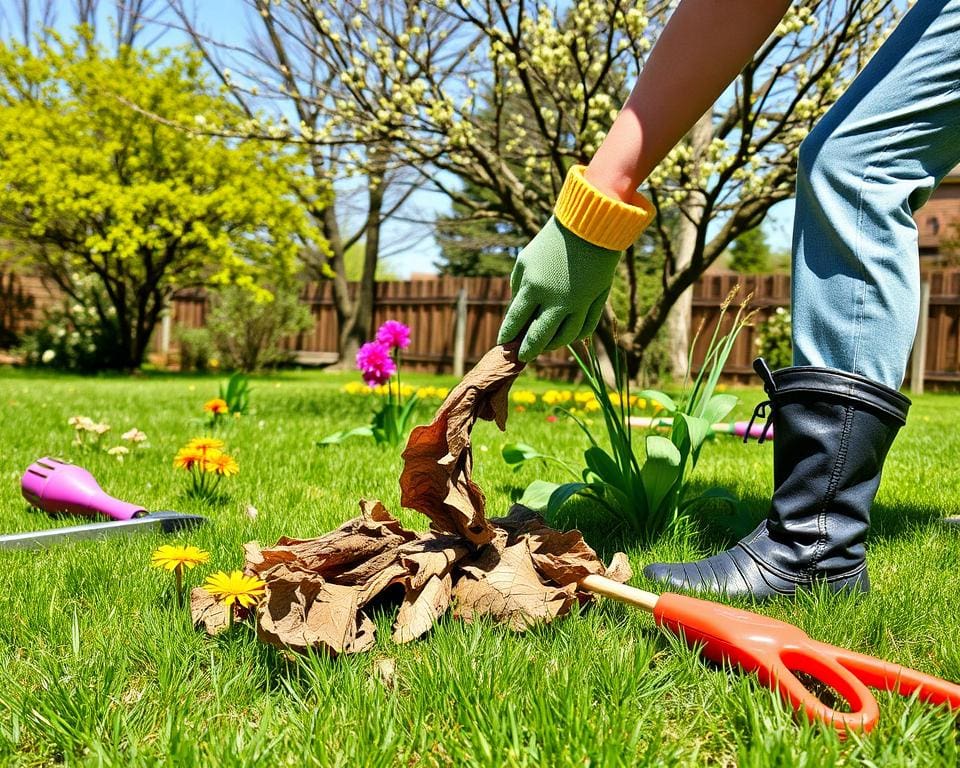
[
  {"x1": 375, "y1": 320, "x2": 411, "y2": 350},
  {"x1": 356, "y1": 341, "x2": 396, "y2": 387}
]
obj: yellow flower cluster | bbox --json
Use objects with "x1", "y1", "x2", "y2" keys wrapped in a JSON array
[
  {"x1": 510, "y1": 389, "x2": 651, "y2": 413},
  {"x1": 173, "y1": 437, "x2": 239, "y2": 476},
  {"x1": 340, "y1": 382, "x2": 450, "y2": 400}
]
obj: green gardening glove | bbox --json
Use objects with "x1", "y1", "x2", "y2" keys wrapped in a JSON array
[
  {"x1": 498, "y1": 165, "x2": 654, "y2": 362},
  {"x1": 498, "y1": 217, "x2": 619, "y2": 362}
]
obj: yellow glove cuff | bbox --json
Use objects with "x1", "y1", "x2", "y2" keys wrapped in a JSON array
[{"x1": 553, "y1": 165, "x2": 654, "y2": 251}]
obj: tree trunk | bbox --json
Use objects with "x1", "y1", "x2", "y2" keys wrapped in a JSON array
[{"x1": 664, "y1": 110, "x2": 713, "y2": 380}]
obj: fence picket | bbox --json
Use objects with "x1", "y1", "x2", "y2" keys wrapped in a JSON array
[{"x1": 5, "y1": 269, "x2": 960, "y2": 385}]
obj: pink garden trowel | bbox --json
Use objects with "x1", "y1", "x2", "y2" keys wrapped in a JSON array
[
  {"x1": 22, "y1": 457, "x2": 148, "y2": 520},
  {"x1": 4, "y1": 457, "x2": 204, "y2": 550}
]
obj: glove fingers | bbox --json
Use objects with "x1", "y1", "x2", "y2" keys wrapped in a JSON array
[
  {"x1": 579, "y1": 291, "x2": 609, "y2": 340},
  {"x1": 544, "y1": 308, "x2": 588, "y2": 352},
  {"x1": 509, "y1": 258, "x2": 525, "y2": 295},
  {"x1": 498, "y1": 286, "x2": 536, "y2": 346},
  {"x1": 519, "y1": 309, "x2": 566, "y2": 362}
]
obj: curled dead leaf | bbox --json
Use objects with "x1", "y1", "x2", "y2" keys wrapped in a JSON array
[
  {"x1": 190, "y1": 587, "x2": 229, "y2": 636},
  {"x1": 400, "y1": 344, "x2": 524, "y2": 546}
]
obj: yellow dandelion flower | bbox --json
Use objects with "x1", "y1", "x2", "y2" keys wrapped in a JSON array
[
  {"x1": 203, "y1": 570, "x2": 266, "y2": 608},
  {"x1": 173, "y1": 446, "x2": 205, "y2": 471},
  {"x1": 584, "y1": 399, "x2": 601, "y2": 412},
  {"x1": 203, "y1": 398, "x2": 229, "y2": 415},
  {"x1": 151, "y1": 544, "x2": 210, "y2": 571},
  {"x1": 434, "y1": 387, "x2": 449, "y2": 399},
  {"x1": 152, "y1": 544, "x2": 210, "y2": 605},
  {"x1": 511, "y1": 390, "x2": 537, "y2": 405},
  {"x1": 574, "y1": 391, "x2": 595, "y2": 405},
  {"x1": 187, "y1": 437, "x2": 225, "y2": 453},
  {"x1": 203, "y1": 450, "x2": 239, "y2": 476}
]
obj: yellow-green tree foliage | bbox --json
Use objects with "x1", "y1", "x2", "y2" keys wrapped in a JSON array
[{"x1": 0, "y1": 33, "x2": 326, "y2": 369}]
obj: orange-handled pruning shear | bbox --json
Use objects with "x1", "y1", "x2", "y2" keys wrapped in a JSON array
[{"x1": 580, "y1": 575, "x2": 960, "y2": 735}]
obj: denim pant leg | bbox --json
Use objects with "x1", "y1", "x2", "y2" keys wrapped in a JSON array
[{"x1": 791, "y1": 0, "x2": 960, "y2": 389}]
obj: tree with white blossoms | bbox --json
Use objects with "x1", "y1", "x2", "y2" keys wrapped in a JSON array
[
  {"x1": 255, "y1": 0, "x2": 898, "y2": 374},
  {"x1": 167, "y1": 0, "x2": 432, "y2": 365}
]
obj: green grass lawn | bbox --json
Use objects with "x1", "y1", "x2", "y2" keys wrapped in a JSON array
[{"x1": 0, "y1": 366, "x2": 958, "y2": 767}]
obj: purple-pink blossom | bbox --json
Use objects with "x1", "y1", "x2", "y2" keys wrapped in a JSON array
[
  {"x1": 375, "y1": 320, "x2": 411, "y2": 351},
  {"x1": 356, "y1": 341, "x2": 396, "y2": 387}
]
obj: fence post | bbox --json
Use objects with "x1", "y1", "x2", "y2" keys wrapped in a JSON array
[
  {"x1": 910, "y1": 280, "x2": 930, "y2": 396},
  {"x1": 453, "y1": 287, "x2": 467, "y2": 378},
  {"x1": 159, "y1": 309, "x2": 172, "y2": 363}
]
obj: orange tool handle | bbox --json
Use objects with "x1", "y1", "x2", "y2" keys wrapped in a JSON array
[{"x1": 653, "y1": 592, "x2": 960, "y2": 735}]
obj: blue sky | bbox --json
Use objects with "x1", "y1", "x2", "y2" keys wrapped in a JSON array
[{"x1": 2, "y1": 1, "x2": 797, "y2": 275}]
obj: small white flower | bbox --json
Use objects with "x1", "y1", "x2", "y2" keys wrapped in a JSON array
[
  {"x1": 245, "y1": 505, "x2": 258, "y2": 521},
  {"x1": 107, "y1": 446, "x2": 129, "y2": 461},
  {"x1": 41, "y1": 349, "x2": 56, "y2": 364},
  {"x1": 68, "y1": 415, "x2": 95, "y2": 430},
  {"x1": 121, "y1": 428, "x2": 147, "y2": 443}
]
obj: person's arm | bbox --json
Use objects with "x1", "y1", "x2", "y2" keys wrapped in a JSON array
[
  {"x1": 586, "y1": 0, "x2": 793, "y2": 200},
  {"x1": 500, "y1": 0, "x2": 793, "y2": 361}
]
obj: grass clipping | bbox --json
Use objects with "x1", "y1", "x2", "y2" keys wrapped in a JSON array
[{"x1": 196, "y1": 345, "x2": 631, "y2": 653}]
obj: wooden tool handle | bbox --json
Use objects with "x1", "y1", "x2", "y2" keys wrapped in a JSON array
[{"x1": 579, "y1": 574, "x2": 659, "y2": 612}]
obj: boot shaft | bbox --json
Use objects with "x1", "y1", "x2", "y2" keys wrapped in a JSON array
[{"x1": 750, "y1": 360, "x2": 910, "y2": 576}]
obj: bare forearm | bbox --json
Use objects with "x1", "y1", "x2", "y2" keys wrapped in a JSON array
[{"x1": 585, "y1": 0, "x2": 792, "y2": 201}]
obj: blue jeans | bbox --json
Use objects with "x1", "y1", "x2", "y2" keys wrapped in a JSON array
[{"x1": 791, "y1": 0, "x2": 960, "y2": 388}]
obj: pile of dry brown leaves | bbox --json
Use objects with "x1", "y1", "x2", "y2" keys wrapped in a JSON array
[{"x1": 191, "y1": 345, "x2": 631, "y2": 654}]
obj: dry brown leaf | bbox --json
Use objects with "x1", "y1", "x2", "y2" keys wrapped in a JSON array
[
  {"x1": 247, "y1": 499, "x2": 416, "y2": 581},
  {"x1": 400, "y1": 344, "x2": 524, "y2": 546},
  {"x1": 604, "y1": 552, "x2": 634, "y2": 584},
  {"x1": 392, "y1": 572, "x2": 453, "y2": 643},
  {"x1": 257, "y1": 576, "x2": 376, "y2": 655},
  {"x1": 190, "y1": 587, "x2": 229, "y2": 636},
  {"x1": 399, "y1": 533, "x2": 468, "y2": 590},
  {"x1": 453, "y1": 537, "x2": 577, "y2": 631}
]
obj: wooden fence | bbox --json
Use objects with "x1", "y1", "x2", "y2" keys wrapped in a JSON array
[{"x1": 5, "y1": 268, "x2": 960, "y2": 386}]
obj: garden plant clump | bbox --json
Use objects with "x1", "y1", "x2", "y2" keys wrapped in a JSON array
[{"x1": 505, "y1": 287, "x2": 754, "y2": 539}]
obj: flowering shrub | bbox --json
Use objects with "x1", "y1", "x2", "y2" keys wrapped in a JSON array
[
  {"x1": 18, "y1": 274, "x2": 124, "y2": 371},
  {"x1": 321, "y1": 320, "x2": 419, "y2": 447},
  {"x1": 754, "y1": 306, "x2": 793, "y2": 370}
]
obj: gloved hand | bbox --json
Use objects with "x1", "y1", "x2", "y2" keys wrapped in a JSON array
[
  {"x1": 497, "y1": 165, "x2": 654, "y2": 362},
  {"x1": 498, "y1": 217, "x2": 619, "y2": 362}
]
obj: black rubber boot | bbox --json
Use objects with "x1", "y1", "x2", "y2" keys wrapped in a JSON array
[{"x1": 643, "y1": 358, "x2": 910, "y2": 600}]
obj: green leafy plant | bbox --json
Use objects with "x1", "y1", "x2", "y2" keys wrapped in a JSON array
[
  {"x1": 176, "y1": 327, "x2": 215, "y2": 372},
  {"x1": 504, "y1": 288, "x2": 754, "y2": 540},
  {"x1": 219, "y1": 372, "x2": 252, "y2": 416}
]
